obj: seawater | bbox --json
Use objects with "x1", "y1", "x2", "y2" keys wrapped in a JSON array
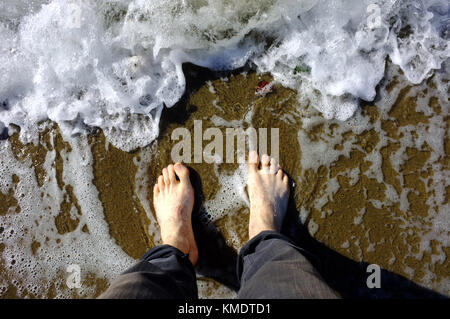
[
  {"x1": 0, "y1": 0, "x2": 449, "y2": 299},
  {"x1": 0, "y1": 0, "x2": 448, "y2": 150}
]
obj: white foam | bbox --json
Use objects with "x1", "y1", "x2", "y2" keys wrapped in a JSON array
[
  {"x1": 294, "y1": 62, "x2": 449, "y2": 294},
  {"x1": 0, "y1": 0, "x2": 448, "y2": 150},
  {"x1": 0, "y1": 133, "x2": 134, "y2": 298},
  {"x1": 203, "y1": 163, "x2": 248, "y2": 222}
]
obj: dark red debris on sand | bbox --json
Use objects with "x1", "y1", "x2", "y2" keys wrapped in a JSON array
[{"x1": 255, "y1": 80, "x2": 274, "y2": 97}]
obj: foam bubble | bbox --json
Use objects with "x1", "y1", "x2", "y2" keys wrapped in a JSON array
[
  {"x1": 0, "y1": 133, "x2": 134, "y2": 298},
  {"x1": 203, "y1": 163, "x2": 248, "y2": 222}
]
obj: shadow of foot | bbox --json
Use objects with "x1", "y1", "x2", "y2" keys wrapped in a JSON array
[
  {"x1": 188, "y1": 167, "x2": 240, "y2": 291},
  {"x1": 281, "y1": 192, "x2": 447, "y2": 299}
]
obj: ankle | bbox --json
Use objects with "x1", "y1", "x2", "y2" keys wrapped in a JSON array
[
  {"x1": 162, "y1": 236, "x2": 190, "y2": 255},
  {"x1": 249, "y1": 220, "x2": 277, "y2": 239}
]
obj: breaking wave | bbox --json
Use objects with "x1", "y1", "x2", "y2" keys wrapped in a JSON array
[{"x1": 0, "y1": 0, "x2": 448, "y2": 150}]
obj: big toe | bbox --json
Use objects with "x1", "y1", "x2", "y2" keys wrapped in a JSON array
[{"x1": 174, "y1": 163, "x2": 190, "y2": 183}]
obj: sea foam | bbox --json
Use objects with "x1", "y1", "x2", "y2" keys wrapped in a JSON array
[{"x1": 0, "y1": 0, "x2": 448, "y2": 150}]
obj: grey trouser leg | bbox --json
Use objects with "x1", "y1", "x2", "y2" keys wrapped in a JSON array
[
  {"x1": 98, "y1": 245, "x2": 197, "y2": 299},
  {"x1": 99, "y1": 231, "x2": 339, "y2": 299},
  {"x1": 237, "y1": 231, "x2": 340, "y2": 299}
]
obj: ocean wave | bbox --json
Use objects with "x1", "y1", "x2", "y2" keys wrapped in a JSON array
[{"x1": 0, "y1": 0, "x2": 448, "y2": 150}]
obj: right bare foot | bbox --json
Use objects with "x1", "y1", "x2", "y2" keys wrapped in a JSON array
[
  {"x1": 247, "y1": 151, "x2": 290, "y2": 240},
  {"x1": 153, "y1": 163, "x2": 198, "y2": 265}
]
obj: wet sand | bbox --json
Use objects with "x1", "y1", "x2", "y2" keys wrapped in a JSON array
[{"x1": 0, "y1": 63, "x2": 448, "y2": 298}]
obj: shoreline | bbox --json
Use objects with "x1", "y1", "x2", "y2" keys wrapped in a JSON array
[{"x1": 0, "y1": 63, "x2": 449, "y2": 298}]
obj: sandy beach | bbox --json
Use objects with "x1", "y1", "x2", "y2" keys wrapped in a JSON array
[{"x1": 0, "y1": 60, "x2": 448, "y2": 298}]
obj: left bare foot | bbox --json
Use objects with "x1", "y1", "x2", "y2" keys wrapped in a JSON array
[{"x1": 153, "y1": 163, "x2": 198, "y2": 265}]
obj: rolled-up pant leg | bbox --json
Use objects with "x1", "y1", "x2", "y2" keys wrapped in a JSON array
[
  {"x1": 99, "y1": 245, "x2": 197, "y2": 299},
  {"x1": 237, "y1": 231, "x2": 340, "y2": 299}
]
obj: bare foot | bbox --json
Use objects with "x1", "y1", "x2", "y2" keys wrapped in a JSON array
[
  {"x1": 153, "y1": 163, "x2": 198, "y2": 265},
  {"x1": 247, "y1": 151, "x2": 290, "y2": 240}
]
